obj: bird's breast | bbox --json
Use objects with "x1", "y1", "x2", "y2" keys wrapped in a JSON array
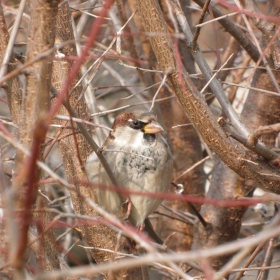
[{"x1": 113, "y1": 148, "x2": 159, "y2": 180}]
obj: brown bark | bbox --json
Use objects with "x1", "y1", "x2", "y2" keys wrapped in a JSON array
[
  {"x1": 0, "y1": 4, "x2": 20, "y2": 278},
  {"x1": 193, "y1": 0, "x2": 260, "y2": 63},
  {"x1": 239, "y1": 0, "x2": 280, "y2": 68},
  {"x1": 133, "y1": 0, "x2": 280, "y2": 275},
  {"x1": 192, "y1": 70, "x2": 280, "y2": 272},
  {"x1": 0, "y1": 4, "x2": 22, "y2": 126},
  {"x1": 6, "y1": 2, "x2": 60, "y2": 278},
  {"x1": 192, "y1": 162, "x2": 254, "y2": 271},
  {"x1": 154, "y1": 94, "x2": 206, "y2": 251},
  {"x1": 52, "y1": 3, "x2": 142, "y2": 279},
  {"x1": 135, "y1": 0, "x2": 280, "y2": 193}
]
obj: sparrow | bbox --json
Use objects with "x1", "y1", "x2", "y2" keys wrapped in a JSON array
[{"x1": 85, "y1": 110, "x2": 173, "y2": 227}]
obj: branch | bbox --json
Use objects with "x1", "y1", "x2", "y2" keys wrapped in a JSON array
[
  {"x1": 171, "y1": 0, "x2": 248, "y2": 138},
  {"x1": 191, "y1": 0, "x2": 211, "y2": 47},
  {"x1": 31, "y1": 216, "x2": 280, "y2": 280},
  {"x1": 134, "y1": 0, "x2": 280, "y2": 193},
  {"x1": 10, "y1": 0, "x2": 59, "y2": 274},
  {"x1": 192, "y1": 0, "x2": 260, "y2": 63},
  {"x1": 0, "y1": 0, "x2": 26, "y2": 79},
  {"x1": 248, "y1": 123, "x2": 280, "y2": 146},
  {"x1": 239, "y1": 0, "x2": 280, "y2": 69},
  {"x1": 218, "y1": 118, "x2": 279, "y2": 161}
]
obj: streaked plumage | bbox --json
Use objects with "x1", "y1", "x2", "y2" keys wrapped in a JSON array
[{"x1": 85, "y1": 110, "x2": 173, "y2": 226}]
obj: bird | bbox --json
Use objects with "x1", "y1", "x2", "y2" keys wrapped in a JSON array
[{"x1": 85, "y1": 110, "x2": 173, "y2": 227}]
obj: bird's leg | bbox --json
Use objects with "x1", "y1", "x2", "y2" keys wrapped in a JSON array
[
  {"x1": 97, "y1": 146, "x2": 104, "y2": 154},
  {"x1": 136, "y1": 222, "x2": 149, "y2": 233},
  {"x1": 138, "y1": 222, "x2": 145, "y2": 231},
  {"x1": 122, "y1": 197, "x2": 132, "y2": 221}
]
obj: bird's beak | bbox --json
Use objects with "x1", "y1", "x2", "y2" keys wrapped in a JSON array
[{"x1": 143, "y1": 120, "x2": 164, "y2": 134}]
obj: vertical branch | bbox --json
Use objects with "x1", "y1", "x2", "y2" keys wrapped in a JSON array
[
  {"x1": 0, "y1": 5, "x2": 20, "y2": 277},
  {"x1": 0, "y1": 0, "x2": 26, "y2": 79},
  {"x1": 52, "y1": 2, "x2": 143, "y2": 278},
  {"x1": 10, "y1": 0, "x2": 59, "y2": 276},
  {"x1": 0, "y1": 3, "x2": 23, "y2": 125},
  {"x1": 192, "y1": 65, "x2": 280, "y2": 274}
]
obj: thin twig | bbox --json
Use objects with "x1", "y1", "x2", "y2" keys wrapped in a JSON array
[
  {"x1": 31, "y1": 220, "x2": 280, "y2": 280},
  {"x1": 234, "y1": 0, "x2": 280, "y2": 93},
  {"x1": 54, "y1": 114, "x2": 112, "y2": 131},
  {"x1": 90, "y1": 96, "x2": 175, "y2": 117},
  {"x1": 236, "y1": 242, "x2": 267, "y2": 280},
  {"x1": 62, "y1": 99, "x2": 119, "y2": 187},
  {"x1": 214, "y1": 245, "x2": 253, "y2": 280},
  {"x1": 218, "y1": 118, "x2": 279, "y2": 161},
  {"x1": 171, "y1": 0, "x2": 249, "y2": 138},
  {"x1": 200, "y1": 53, "x2": 234, "y2": 94},
  {"x1": 221, "y1": 80, "x2": 280, "y2": 97},
  {"x1": 191, "y1": 0, "x2": 211, "y2": 47},
  {"x1": 0, "y1": 131, "x2": 72, "y2": 189},
  {"x1": 248, "y1": 123, "x2": 280, "y2": 146},
  {"x1": 196, "y1": 12, "x2": 237, "y2": 27},
  {"x1": 149, "y1": 71, "x2": 169, "y2": 111},
  {"x1": 192, "y1": 0, "x2": 260, "y2": 63},
  {"x1": 0, "y1": 0, "x2": 27, "y2": 79},
  {"x1": 174, "y1": 156, "x2": 210, "y2": 181},
  {"x1": 0, "y1": 48, "x2": 54, "y2": 86}
]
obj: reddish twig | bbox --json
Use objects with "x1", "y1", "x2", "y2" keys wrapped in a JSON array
[
  {"x1": 82, "y1": 180, "x2": 275, "y2": 208},
  {"x1": 45, "y1": 0, "x2": 115, "y2": 126}
]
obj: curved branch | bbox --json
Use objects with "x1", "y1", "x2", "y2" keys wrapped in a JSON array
[{"x1": 134, "y1": 0, "x2": 280, "y2": 193}]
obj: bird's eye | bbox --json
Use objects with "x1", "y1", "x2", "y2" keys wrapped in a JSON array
[{"x1": 129, "y1": 119, "x2": 143, "y2": 129}]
